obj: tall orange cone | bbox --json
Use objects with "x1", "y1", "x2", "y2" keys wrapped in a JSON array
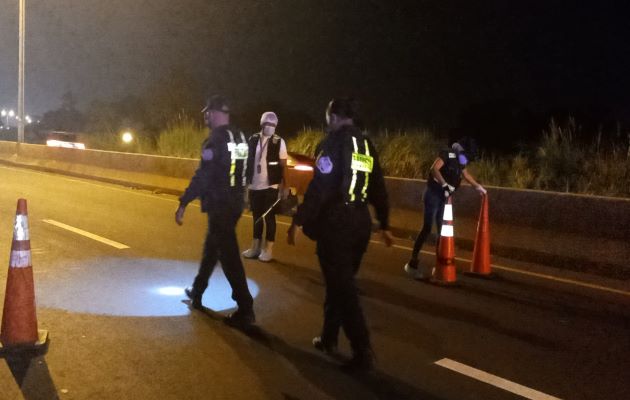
[
  {"x1": 467, "y1": 194, "x2": 493, "y2": 278},
  {"x1": 433, "y1": 196, "x2": 457, "y2": 285},
  {"x1": 0, "y1": 199, "x2": 48, "y2": 356}
]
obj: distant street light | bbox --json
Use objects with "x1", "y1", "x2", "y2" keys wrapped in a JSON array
[{"x1": 122, "y1": 131, "x2": 134, "y2": 144}]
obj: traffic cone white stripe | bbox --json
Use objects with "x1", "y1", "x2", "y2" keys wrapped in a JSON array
[
  {"x1": 13, "y1": 215, "x2": 29, "y2": 241},
  {"x1": 440, "y1": 224, "x2": 454, "y2": 238},
  {"x1": 443, "y1": 204, "x2": 453, "y2": 221},
  {"x1": 10, "y1": 250, "x2": 32, "y2": 268}
]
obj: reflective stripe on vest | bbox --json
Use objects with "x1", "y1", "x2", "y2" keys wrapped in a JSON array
[
  {"x1": 349, "y1": 137, "x2": 374, "y2": 202},
  {"x1": 227, "y1": 130, "x2": 248, "y2": 187}
]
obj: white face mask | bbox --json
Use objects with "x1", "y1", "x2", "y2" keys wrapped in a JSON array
[{"x1": 262, "y1": 125, "x2": 275, "y2": 136}]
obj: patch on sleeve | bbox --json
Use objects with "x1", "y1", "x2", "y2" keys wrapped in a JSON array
[
  {"x1": 316, "y1": 156, "x2": 333, "y2": 174},
  {"x1": 202, "y1": 148, "x2": 214, "y2": 161}
]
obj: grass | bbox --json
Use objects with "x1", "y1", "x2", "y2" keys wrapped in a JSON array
[
  {"x1": 77, "y1": 119, "x2": 630, "y2": 198},
  {"x1": 155, "y1": 116, "x2": 207, "y2": 158}
]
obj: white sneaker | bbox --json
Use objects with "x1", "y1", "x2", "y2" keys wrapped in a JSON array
[
  {"x1": 258, "y1": 241, "x2": 273, "y2": 262},
  {"x1": 404, "y1": 262, "x2": 430, "y2": 280},
  {"x1": 242, "y1": 239, "x2": 261, "y2": 259}
]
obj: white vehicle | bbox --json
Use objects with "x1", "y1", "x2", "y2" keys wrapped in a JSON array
[{"x1": 45, "y1": 131, "x2": 86, "y2": 150}]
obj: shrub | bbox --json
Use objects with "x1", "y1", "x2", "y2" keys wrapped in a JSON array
[
  {"x1": 156, "y1": 117, "x2": 207, "y2": 158},
  {"x1": 286, "y1": 128, "x2": 325, "y2": 157}
]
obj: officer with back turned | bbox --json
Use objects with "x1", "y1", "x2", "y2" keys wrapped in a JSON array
[
  {"x1": 288, "y1": 98, "x2": 393, "y2": 372},
  {"x1": 175, "y1": 95, "x2": 255, "y2": 326}
]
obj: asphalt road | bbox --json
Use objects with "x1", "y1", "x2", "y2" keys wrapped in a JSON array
[{"x1": 0, "y1": 164, "x2": 628, "y2": 400}]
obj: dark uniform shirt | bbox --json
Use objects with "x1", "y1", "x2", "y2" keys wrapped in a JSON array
[
  {"x1": 294, "y1": 124, "x2": 389, "y2": 232},
  {"x1": 180, "y1": 124, "x2": 248, "y2": 212},
  {"x1": 427, "y1": 148, "x2": 466, "y2": 194}
]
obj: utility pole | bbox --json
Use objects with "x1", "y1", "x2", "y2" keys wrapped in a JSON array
[{"x1": 18, "y1": 0, "x2": 25, "y2": 143}]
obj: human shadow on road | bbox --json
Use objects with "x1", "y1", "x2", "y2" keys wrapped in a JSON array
[
  {"x1": 195, "y1": 306, "x2": 443, "y2": 400},
  {"x1": 268, "y1": 259, "x2": 560, "y2": 351},
  {"x1": 359, "y1": 277, "x2": 561, "y2": 351},
  {"x1": 4, "y1": 354, "x2": 59, "y2": 400}
]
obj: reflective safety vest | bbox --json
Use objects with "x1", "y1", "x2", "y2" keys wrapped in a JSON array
[
  {"x1": 346, "y1": 136, "x2": 374, "y2": 203},
  {"x1": 227, "y1": 130, "x2": 248, "y2": 187}
]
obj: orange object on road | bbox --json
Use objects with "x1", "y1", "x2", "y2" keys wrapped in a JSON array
[
  {"x1": 433, "y1": 197, "x2": 457, "y2": 285},
  {"x1": 0, "y1": 199, "x2": 48, "y2": 355},
  {"x1": 468, "y1": 194, "x2": 493, "y2": 277}
]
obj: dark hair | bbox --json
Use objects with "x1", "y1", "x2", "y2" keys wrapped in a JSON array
[{"x1": 327, "y1": 97, "x2": 360, "y2": 120}]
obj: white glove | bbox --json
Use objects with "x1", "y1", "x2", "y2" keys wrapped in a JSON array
[
  {"x1": 475, "y1": 185, "x2": 487, "y2": 195},
  {"x1": 442, "y1": 183, "x2": 455, "y2": 198}
]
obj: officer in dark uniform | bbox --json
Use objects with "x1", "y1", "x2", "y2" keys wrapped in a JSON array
[
  {"x1": 404, "y1": 137, "x2": 487, "y2": 280},
  {"x1": 175, "y1": 95, "x2": 255, "y2": 326},
  {"x1": 287, "y1": 98, "x2": 393, "y2": 372}
]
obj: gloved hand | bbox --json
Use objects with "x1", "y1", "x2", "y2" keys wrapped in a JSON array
[
  {"x1": 475, "y1": 184, "x2": 487, "y2": 195},
  {"x1": 442, "y1": 183, "x2": 455, "y2": 198}
]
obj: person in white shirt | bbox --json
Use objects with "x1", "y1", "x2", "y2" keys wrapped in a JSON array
[{"x1": 242, "y1": 111, "x2": 288, "y2": 262}]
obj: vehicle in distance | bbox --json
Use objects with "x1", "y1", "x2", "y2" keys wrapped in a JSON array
[{"x1": 45, "y1": 131, "x2": 86, "y2": 150}]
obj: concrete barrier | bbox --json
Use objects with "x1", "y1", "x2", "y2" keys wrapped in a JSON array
[{"x1": 1, "y1": 141, "x2": 628, "y2": 278}]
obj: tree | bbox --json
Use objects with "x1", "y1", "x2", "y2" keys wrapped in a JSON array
[{"x1": 39, "y1": 91, "x2": 85, "y2": 132}]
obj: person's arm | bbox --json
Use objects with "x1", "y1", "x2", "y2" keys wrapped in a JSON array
[
  {"x1": 430, "y1": 157, "x2": 457, "y2": 197},
  {"x1": 176, "y1": 132, "x2": 222, "y2": 224},
  {"x1": 462, "y1": 169, "x2": 487, "y2": 194},
  {"x1": 289, "y1": 138, "x2": 340, "y2": 244},
  {"x1": 430, "y1": 157, "x2": 447, "y2": 186}
]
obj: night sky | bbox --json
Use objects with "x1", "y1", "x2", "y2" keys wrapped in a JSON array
[{"x1": 1, "y1": 1, "x2": 629, "y2": 137}]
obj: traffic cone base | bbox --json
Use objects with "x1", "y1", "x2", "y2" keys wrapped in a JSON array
[{"x1": 0, "y1": 329, "x2": 49, "y2": 357}]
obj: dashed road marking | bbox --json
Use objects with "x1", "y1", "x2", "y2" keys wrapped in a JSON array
[
  {"x1": 42, "y1": 219, "x2": 130, "y2": 250},
  {"x1": 435, "y1": 358, "x2": 562, "y2": 400}
]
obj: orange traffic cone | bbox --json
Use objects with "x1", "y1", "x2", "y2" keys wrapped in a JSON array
[
  {"x1": 466, "y1": 194, "x2": 493, "y2": 278},
  {"x1": 433, "y1": 196, "x2": 457, "y2": 285},
  {"x1": 0, "y1": 199, "x2": 48, "y2": 356}
]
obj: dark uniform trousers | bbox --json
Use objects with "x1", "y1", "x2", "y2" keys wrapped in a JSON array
[
  {"x1": 411, "y1": 186, "x2": 446, "y2": 261},
  {"x1": 249, "y1": 187, "x2": 280, "y2": 242},
  {"x1": 192, "y1": 201, "x2": 253, "y2": 312},
  {"x1": 316, "y1": 203, "x2": 373, "y2": 353}
]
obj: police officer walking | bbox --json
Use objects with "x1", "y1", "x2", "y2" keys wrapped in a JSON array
[
  {"x1": 175, "y1": 95, "x2": 255, "y2": 326},
  {"x1": 404, "y1": 137, "x2": 487, "y2": 280},
  {"x1": 288, "y1": 98, "x2": 393, "y2": 372},
  {"x1": 242, "y1": 111, "x2": 288, "y2": 262}
]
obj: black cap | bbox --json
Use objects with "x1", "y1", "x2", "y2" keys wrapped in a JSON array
[{"x1": 201, "y1": 95, "x2": 230, "y2": 113}]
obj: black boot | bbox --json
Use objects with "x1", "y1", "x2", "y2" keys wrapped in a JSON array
[
  {"x1": 341, "y1": 349, "x2": 375, "y2": 373},
  {"x1": 312, "y1": 336, "x2": 338, "y2": 355},
  {"x1": 185, "y1": 287, "x2": 203, "y2": 310},
  {"x1": 224, "y1": 308, "x2": 256, "y2": 327}
]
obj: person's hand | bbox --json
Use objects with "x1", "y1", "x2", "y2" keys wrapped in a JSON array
[
  {"x1": 475, "y1": 184, "x2": 487, "y2": 195},
  {"x1": 381, "y1": 230, "x2": 394, "y2": 247},
  {"x1": 287, "y1": 222, "x2": 299, "y2": 246},
  {"x1": 175, "y1": 205, "x2": 186, "y2": 226},
  {"x1": 443, "y1": 183, "x2": 455, "y2": 198}
]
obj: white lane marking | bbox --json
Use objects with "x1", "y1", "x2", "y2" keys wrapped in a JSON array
[
  {"x1": 435, "y1": 358, "x2": 562, "y2": 400},
  {"x1": 252, "y1": 214, "x2": 630, "y2": 297},
  {"x1": 42, "y1": 219, "x2": 130, "y2": 250},
  {"x1": 4, "y1": 166, "x2": 624, "y2": 297},
  {"x1": 375, "y1": 241, "x2": 630, "y2": 297}
]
